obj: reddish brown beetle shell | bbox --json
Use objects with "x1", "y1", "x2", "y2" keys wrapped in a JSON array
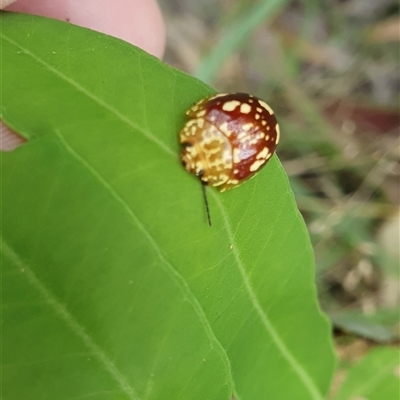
[{"x1": 180, "y1": 92, "x2": 280, "y2": 192}]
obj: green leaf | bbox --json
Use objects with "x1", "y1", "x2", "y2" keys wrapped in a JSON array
[
  {"x1": 1, "y1": 12, "x2": 335, "y2": 400},
  {"x1": 334, "y1": 347, "x2": 400, "y2": 400},
  {"x1": 330, "y1": 309, "x2": 399, "y2": 343}
]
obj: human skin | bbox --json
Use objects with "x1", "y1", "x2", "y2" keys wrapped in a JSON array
[
  {"x1": 5, "y1": 0, "x2": 166, "y2": 58},
  {"x1": 1, "y1": 0, "x2": 166, "y2": 150}
]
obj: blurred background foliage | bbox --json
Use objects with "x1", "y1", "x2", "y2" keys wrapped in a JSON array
[{"x1": 160, "y1": 0, "x2": 399, "y2": 385}]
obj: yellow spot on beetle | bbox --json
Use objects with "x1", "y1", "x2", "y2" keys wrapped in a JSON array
[
  {"x1": 208, "y1": 93, "x2": 228, "y2": 101},
  {"x1": 233, "y1": 148, "x2": 241, "y2": 163},
  {"x1": 276, "y1": 123, "x2": 280, "y2": 144},
  {"x1": 250, "y1": 159, "x2": 266, "y2": 172},
  {"x1": 257, "y1": 147, "x2": 270, "y2": 159},
  {"x1": 219, "y1": 121, "x2": 230, "y2": 136},
  {"x1": 237, "y1": 131, "x2": 247, "y2": 140},
  {"x1": 240, "y1": 103, "x2": 252, "y2": 114},
  {"x1": 222, "y1": 100, "x2": 241, "y2": 112},
  {"x1": 242, "y1": 122, "x2": 254, "y2": 131},
  {"x1": 259, "y1": 100, "x2": 274, "y2": 115}
]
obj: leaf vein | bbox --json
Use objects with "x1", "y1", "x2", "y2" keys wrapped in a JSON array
[
  {"x1": 54, "y1": 130, "x2": 236, "y2": 392},
  {"x1": 1, "y1": 238, "x2": 140, "y2": 400},
  {"x1": 1, "y1": 33, "x2": 174, "y2": 157},
  {"x1": 212, "y1": 193, "x2": 324, "y2": 400}
]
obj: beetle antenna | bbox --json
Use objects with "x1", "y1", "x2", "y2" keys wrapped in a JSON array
[{"x1": 201, "y1": 183, "x2": 212, "y2": 227}]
